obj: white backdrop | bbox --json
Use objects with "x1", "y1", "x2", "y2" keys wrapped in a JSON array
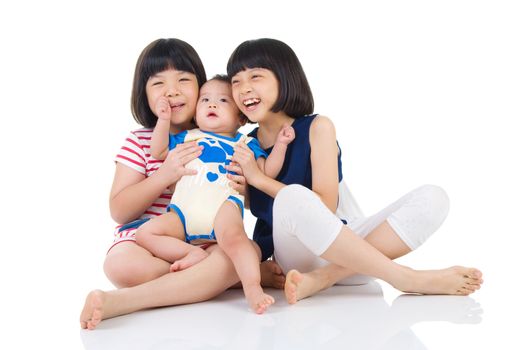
[{"x1": 0, "y1": 0, "x2": 526, "y2": 348}]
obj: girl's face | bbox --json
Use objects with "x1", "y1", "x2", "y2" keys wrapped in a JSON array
[
  {"x1": 231, "y1": 68, "x2": 279, "y2": 123},
  {"x1": 146, "y1": 69, "x2": 199, "y2": 129},
  {"x1": 195, "y1": 80, "x2": 242, "y2": 135}
]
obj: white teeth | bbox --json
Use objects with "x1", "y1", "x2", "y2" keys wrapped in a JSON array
[{"x1": 243, "y1": 98, "x2": 260, "y2": 106}]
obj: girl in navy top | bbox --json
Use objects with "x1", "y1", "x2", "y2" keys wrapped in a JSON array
[{"x1": 228, "y1": 38, "x2": 483, "y2": 303}]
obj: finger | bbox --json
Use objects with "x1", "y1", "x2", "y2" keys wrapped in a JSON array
[
  {"x1": 237, "y1": 141, "x2": 251, "y2": 150},
  {"x1": 180, "y1": 150, "x2": 202, "y2": 164},
  {"x1": 225, "y1": 164, "x2": 243, "y2": 175},
  {"x1": 183, "y1": 168, "x2": 198, "y2": 176},
  {"x1": 227, "y1": 173, "x2": 246, "y2": 184},
  {"x1": 234, "y1": 145, "x2": 252, "y2": 157},
  {"x1": 174, "y1": 141, "x2": 200, "y2": 152},
  {"x1": 174, "y1": 145, "x2": 203, "y2": 159}
]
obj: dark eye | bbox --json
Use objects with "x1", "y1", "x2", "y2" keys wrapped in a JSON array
[
  {"x1": 151, "y1": 81, "x2": 162, "y2": 86},
  {"x1": 231, "y1": 79, "x2": 239, "y2": 85},
  {"x1": 220, "y1": 98, "x2": 228, "y2": 103},
  {"x1": 201, "y1": 97, "x2": 209, "y2": 103},
  {"x1": 180, "y1": 78, "x2": 190, "y2": 82}
]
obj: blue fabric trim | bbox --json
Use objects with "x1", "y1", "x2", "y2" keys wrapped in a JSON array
[
  {"x1": 118, "y1": 218, "x2": 150, "y2": 232},
  {"x1": 227, "y1": 196, "x2": 244, "y2": 219},
  {"x1": 168, "y1": 204, "x2": 189, "y2": 242},
  {"x1": 201, "y1": 130, "x2": 243, "y2": 142}
]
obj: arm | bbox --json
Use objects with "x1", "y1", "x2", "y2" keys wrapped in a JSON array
[
  {"x1": 309, "y1": 115, "x2": 339, "y2": 212},
  {"x1": 110, "y1": 141, "x2": 202, "y2": 224},
  {"x1": 150, "y1": 97, "x2": 171, "y2": 160},
  {"x1": 261, "y1": 125, "x2": 295, "y2": 178},
  {"x1": 232, "y1": 142, "x2": 286, "y2": 199}
]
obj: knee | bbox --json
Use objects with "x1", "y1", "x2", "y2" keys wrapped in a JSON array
[
  {"x1": 217, "y1": 228, "x2": 248, "y2": 253},
  {"x1": 103, "y1": 251, "x2": 152, "y2": 288},
  {"x1": 273, "y1": 184, "x2": 315, "y2": 223},
  {"x1": 413, "y1": 184, "x2": 450, "y2": 231}
]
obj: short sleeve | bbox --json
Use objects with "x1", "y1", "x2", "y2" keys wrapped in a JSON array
[
  {"x1": 115, "y1": 131, "x2": 148, "y2": 174},
  {"x1": 246, "y1": 137, "x2": 268, "y2": 160},
  {"x1": 168, "y1": 130, "x2": 188, "y2": 150}
]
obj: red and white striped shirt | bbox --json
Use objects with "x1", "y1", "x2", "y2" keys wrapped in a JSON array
[{"x1": 115, "y1": 128, "x2": 172, "y2": 219}]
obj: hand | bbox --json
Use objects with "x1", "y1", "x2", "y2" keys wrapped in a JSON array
[
  {"x1": 226, "y1": 161, "x2": 248, "y2": 195},
  {"x1": 276, "y1": 124, "x2": 295, "y2": 145},
  {"x1": 155, "y1": 96, "x2": 171, "y2": 121},
  {"x1": 157, "y1": 141, "x2": 203, "y2": 185},
  {"x1": 232, "y1": 142, "x2": 262, "y2": 186}
]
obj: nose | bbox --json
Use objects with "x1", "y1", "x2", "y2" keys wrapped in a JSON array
[
  {"x1": 165, "y1": 85, "x2": 181, "y2": 97},
  {"x1": 239, "y1": 81, "x2": 252, "y2": 94}
]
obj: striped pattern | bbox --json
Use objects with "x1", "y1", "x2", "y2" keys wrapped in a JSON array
[{"x1": 110, "y1": 128, "x2": 172, "y2": 250}]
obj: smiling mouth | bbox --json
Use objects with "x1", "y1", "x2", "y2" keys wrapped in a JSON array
[
  {"x1": 243, "y1": 98, "x2": 260, "y2": 108},
  {"x1": 170, "y1": 102, "x2": 185, "y2": 110}
]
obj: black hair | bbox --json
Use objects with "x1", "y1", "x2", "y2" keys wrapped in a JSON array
[
  {"x1": 226, "y1": 38, "x2": 314, "y2": 117},
  {"x1": 209, "y1": 74, "x2": 230, "y2": 84},
  {"x1": 131, "y1": 38, "x2": 206, "y2": 128}
]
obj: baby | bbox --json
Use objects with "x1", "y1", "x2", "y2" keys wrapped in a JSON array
[{"x1": 135, "y1": 75, "x2": 294, "y2": 313}]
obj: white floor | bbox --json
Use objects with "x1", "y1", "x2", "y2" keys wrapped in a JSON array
[{"x1": 79, "y1": 280, "x2": 510, "y2": 350}]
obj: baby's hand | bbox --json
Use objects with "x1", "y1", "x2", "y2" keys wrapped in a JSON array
[
  {"x1": 276, "y1": 124, "x2": 295, "y2": 145},
  {"x1": 155, "y1": 96, "x2": 171, "y2": 121}
]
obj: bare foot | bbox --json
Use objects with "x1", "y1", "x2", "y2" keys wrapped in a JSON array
[
  {"x1": 80, "y1": 290, "x2": 105, "y2": 330},
  {"x1": 244, "y1": 284, "x2": 275, "y2": 314},
  {"x1": 170, "y1": 248, "x2": 209, "y2": 272},
  {"x1": 260, "y1": 260, "x2": 285, "y2": 289},
  {"x1": 284, "y1": 269, "x2": 333, "y2": 304},
  {"x1": 396, "y1": 266, "x2": 483, "y2": 295}
]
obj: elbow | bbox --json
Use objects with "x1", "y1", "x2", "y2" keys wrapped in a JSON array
[{"x1": 110, "y1": 202, "x2": 131, "y2": 225}]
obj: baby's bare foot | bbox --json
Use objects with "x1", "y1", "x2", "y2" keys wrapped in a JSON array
[
  {"x1": 244, "y1": 284, "x2": 275, "y2": 314},
  {"x1": 170, "y1": 248, "x2": 209, "y2": 272},
  {"x1": 260, "y1": 260, "x2": 285, "y2": 289},
  {"x1": 80, "y1": 290, "x2": 105, "y2": 330},
  {"x1": 398, "y1": 266, "x2": 483, "y2": 295}
]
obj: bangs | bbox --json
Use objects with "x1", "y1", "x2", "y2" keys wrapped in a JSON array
[
  {"x1": 227, "y1": 40, "x2": 275, "y2": 79},
  {"x1": 144, "y1": 45, "x2": 197, "y2": 78}
]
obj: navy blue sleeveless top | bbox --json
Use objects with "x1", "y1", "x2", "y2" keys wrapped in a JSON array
[{"x1": 248, "y1": 114, "x2": 343, "y2": 260}]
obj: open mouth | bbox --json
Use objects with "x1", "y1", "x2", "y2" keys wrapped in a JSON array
[
  {"x1": 243, "y1": 98, "x2": 261, "y2": 109},
  {"x1": 207, "y1": 112, "x2": 218, "y2": 118}
]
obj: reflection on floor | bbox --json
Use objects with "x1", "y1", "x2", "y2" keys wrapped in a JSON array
[{"x1": 80, "y1": 281, "x2": 482, "y2": 350}]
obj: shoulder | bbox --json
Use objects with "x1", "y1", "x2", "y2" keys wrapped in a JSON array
[
  {"x1": 310, "y1": 115, "x2": 336, "y2": 137},
  {"x1": 123, "y1": 128, "x2": 153, "y2": 148}
]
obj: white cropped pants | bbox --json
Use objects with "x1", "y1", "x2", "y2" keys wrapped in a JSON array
[{"x1": 272, "y1": 183, "x2": 450, "y2": 285}]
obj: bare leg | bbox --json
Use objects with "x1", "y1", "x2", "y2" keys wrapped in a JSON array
[
  {"x1": 104, "y1": 241, "x2": 171, "y2": 288},
  {"x1": 135, "y1": 212, "x2": 208, "y2": 271},
  {"x1": 319, "y1": 224, "x2": 482, "y2": 295},
  {"x1": 214, "y1": 202, "x2": 275, "y2": 314},
  {"x1": 80, "y1": 244, "x2": 239, "y2": 330},
  {"x1": 285, "y1": 221, "x2": 408, "y2": 303},
  {"x1": 285, "y1": 221, "x2": 483, "y2": 303}
]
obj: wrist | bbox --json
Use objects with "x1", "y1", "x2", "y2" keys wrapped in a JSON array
[{"x1": 248, "y1": 171, "x2": 265, "y2": 188}]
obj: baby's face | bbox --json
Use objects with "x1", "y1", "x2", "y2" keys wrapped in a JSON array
[{"x1": 195, "y1": 80, "x2": 242, "y2": 135}]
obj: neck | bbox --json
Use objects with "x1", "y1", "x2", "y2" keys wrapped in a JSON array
[
  {"x1": 170, "y1": 121, "x2": 194, "y2": 134},
  {"x1": 258, "y1": 112, "x2": 295, "y2": 148}
]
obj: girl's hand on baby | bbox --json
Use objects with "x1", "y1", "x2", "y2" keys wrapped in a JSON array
[
  {"x1": 226, "y1": 161, "x2": 247, "y2": 195},
  {"x1": 276, "y1": 124, "x2": 295, "y2": 145},
  {"x1": 232, "y1": 142, "x2": 261, "y2": 185},
  {"x1": 155, "y1": 96, "x2": 171, "y2": 120},
  {"x1": 158, "y1": 142, "x2": 203, "y2": 184}
]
